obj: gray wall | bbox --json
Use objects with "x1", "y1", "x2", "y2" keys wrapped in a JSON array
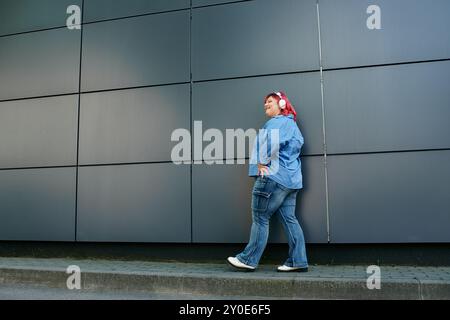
[{"x1": 0, "y1": 0, "x2": 449, "y2": 244}]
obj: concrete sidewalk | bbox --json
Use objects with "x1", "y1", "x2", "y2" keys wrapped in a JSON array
[{"x1": 0, "y1": 257, "x2": 449, "y2": 299}]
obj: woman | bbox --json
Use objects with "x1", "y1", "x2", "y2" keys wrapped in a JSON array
[{"x1": 227, "y1": 91, "x2": 308, "y2": 272}]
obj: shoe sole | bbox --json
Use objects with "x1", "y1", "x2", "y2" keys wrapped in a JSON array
[
  {"x1": 226, "y1": 259, "x2": 256, "y2": 272},
  {"x1": 277, "y1": 267, "x2": 308, "y2": 273}
]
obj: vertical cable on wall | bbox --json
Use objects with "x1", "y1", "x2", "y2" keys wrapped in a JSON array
[
  {"x1": 316, "y1": 1, "x2": 331, "y2": 243},
  {"x1": 189, "y1": 0, "x2": 193, "y2": 243},
  {"x1": 75, "y1": 0, "x2": 85, "y2": 241}
]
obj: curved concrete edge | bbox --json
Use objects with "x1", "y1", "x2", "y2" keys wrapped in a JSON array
[{"x1": 1, "y1": 267, "x2": 445, "y2": 300}]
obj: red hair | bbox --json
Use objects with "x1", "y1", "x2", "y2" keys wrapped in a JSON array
[{"x1": 264, "y1": 91, "x2": 297, "y2": 121}]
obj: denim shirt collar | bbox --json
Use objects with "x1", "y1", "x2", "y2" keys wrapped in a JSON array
[{"x1": 274, "y1": 114, "x2": 294, "y2": 119}]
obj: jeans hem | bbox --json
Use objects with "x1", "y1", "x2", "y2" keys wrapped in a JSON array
[
  {"x1": 236, "y1": 255, "x2": 258, "y2": 268},
  {"x1": 290, "y1": 264, "x2": 308, "y2": 268}
]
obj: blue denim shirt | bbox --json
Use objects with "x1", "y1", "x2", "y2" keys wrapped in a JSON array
[{"x1": 248, "y1": 114, "x2": 304, "y2": 189}]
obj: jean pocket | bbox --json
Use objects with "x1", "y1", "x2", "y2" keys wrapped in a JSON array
[
  {"x1": 255, "y1": 175, "x2": 267, "y2": 183},
  {"x1": 252, "y1": 190, "x2": 271, "y2": 212}
]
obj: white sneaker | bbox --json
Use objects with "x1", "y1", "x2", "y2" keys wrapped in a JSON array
[
  {"x1": 227, "y1": 257, "x2": 256, "y2": 271},
  {"x1": 277, "y1": 265, "x2": 308, "y2": 272}
]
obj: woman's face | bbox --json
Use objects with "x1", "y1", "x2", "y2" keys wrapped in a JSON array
[{"x1": 264, "y1": 96, "x2": 281, "y2": 118}]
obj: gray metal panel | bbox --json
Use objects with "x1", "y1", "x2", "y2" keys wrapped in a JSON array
[
  {"x1": 193, "y1": 0, "x2": 252, "y2": 7},
  {"x1": 0, "y1": 96, "x2": 78, "y2": 169},
  {"x1": 84, "y1": 0, "x2": 189, "y2": 23},
  {"x1": 324, "y1": 61, "x2": 450, "y2": 154},
  {"x1": 192, "y1": 156, "x2": 327, "y2": 243},
  {"x1": 327, "y1": 151, "x2": 450, "y2": 243},
  {"x1": 77, "y1": 163, "x2": 191, "y2": 242},
  {"x1": 0, "y1": 167, "x2": 76, "y2": 241},
  {"x1": 0, "y1": 28, "x2": 80, "y2": 101},
  {"x1": 79, "y1": 85, "x2": 189, "y2": 165},
  {"x1": 192, "y1": 0, "x2": 319, "y2": 81},
  {"x1": 84, "y1": 0, "x2": 190, "y2": 22},
  {"x1": 0, "y1": 0, "x2": 82, "y2": 36},
  {"x1": 320, "y1": 0, "x2": 450, "y2": 69},
  {"x1": 81, "y1": 11, "x2": 190, "y2": 92},
  {"x1": 193, "y1": 73, "x2": 324, "y2": 158}
]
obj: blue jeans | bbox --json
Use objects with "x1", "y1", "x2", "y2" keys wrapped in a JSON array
[{"x1": 236, "y1": 176, "x2": 308, "y2": 268}]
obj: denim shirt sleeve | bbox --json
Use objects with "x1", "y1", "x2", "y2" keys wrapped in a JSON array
[
  {"x1": 255, "y1": 118, "x2": 277, "y2": 165},
  {"x1": 254, "y1": 115, "x2": 294, "y2": 165}
]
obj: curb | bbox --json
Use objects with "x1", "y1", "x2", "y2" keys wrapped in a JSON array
[{"x1": 1, "y1": 266, "x2": 449, "y2": 299}]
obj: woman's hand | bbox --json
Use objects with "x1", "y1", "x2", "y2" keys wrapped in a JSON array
[{"x1": 257, "y1": 163, "x2": 270, "y2": 177}]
